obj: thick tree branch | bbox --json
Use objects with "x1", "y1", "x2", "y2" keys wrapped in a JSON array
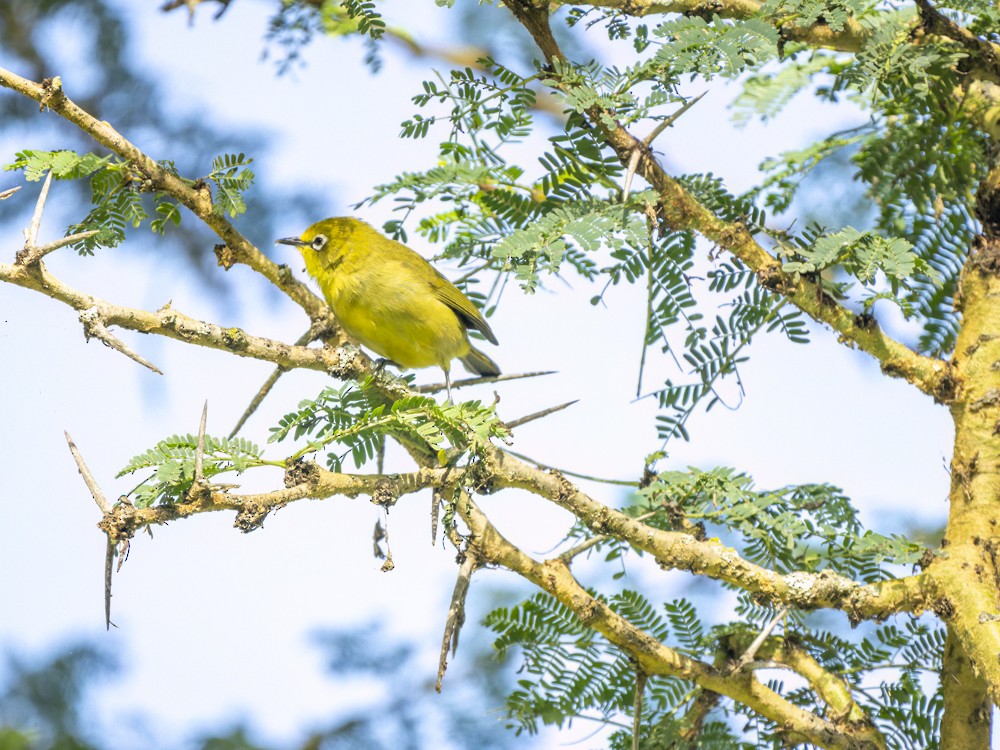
[
  {"x1": 501, "y1": 1, "x2": 955, "y2": 404},
  {"x1": 497, "y1": 451, "x2": 932, "y2": 620},
  {"x1": 0, "y1": 259, "x2": 400, "y2": 391},
  {"x1": 0, "y1": 66, "x2": 333, "y2": 325},
  {"x1": 916, "y1": 0, "x2": 1000, "y2": 83},
  {"x1": 457, "y1": 491, "x2": 888, "y2": 749},
  {"x1": 98, "y1": 465, "x2": 456, "y2": 539},
  {"x1": 940, "y1": 628, "x2": 991, "y2": 746},
  {"x1": 720, "y1": 631, "x2": 872, "y2": 727}
]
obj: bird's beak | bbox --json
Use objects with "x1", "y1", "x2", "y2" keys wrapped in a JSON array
[{"x1": 276, "y1": 237, "x2": 309, "y2": 247}]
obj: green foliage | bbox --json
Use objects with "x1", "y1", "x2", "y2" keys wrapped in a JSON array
[
  {"x1": 732, "y1": 53, "x2": 845, "y2": 127},
  {"x1": 264, "y1": 1, "x2": 386, "y2": 73},
  {"x1": 341, "y1": 0, "x2": 386, "y2": 40},
  {"x1": 760, "y1": 0, "x2": 872, "y2": 32},
  {"x1": 487, "y1": 465, "x2": 935, "y2": 743},
  {"x1": 5, "y1": 149, "x2": 143, "y2": 253},
  {"x1": 205, "y1": 153, "x2": 255, "y2": 218},
  {"x1": 270, "y1": 385, "x2": 509, "y2": 470},
  {"x1": 5, "y1": 148, "x2": 111, "y2": 181},
  {"x1": 493, "y1": 196, "x2": 651, "y2": 291},
  {"x1": 647, "y1": 16, "x2": 779, "y2": 79},
  {"x1": 117, "y1": 434, "x2": 269, "y2": 507},
  {"x1": 741, "y1": 9, "x2": 984, "y2": 354},
  {"x1": 781, "y1": 226, "x2": 939, "y2": 312},
  {"x1": 487, "y1": 587, "x2": 943, "y2": 746},
  {"x1": 563, "y1": 466, "x2": 925, "y2": 583},
  {"x1": 5, "y1": 149, "x2": 253, "y2": 252}
]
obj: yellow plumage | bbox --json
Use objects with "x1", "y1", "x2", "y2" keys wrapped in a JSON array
[{"x1": 278, "y1": 217, "x2": 500, "y2": 394}]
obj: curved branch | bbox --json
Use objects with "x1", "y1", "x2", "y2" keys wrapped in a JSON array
[
  {"x1": 550, "y1": 0, "x2": 870, "y2": 52},
  {"x1": 0, "y1": 259, "x2": 398, "y2": 388},
  {"x1": 457, "y1": 490, "x2": 888, "y2": 749},
  {"x1": 501, "y1": 1, "x2": 955, "y2": 404},
  {"x1": 0, "y1": 66, "x2": 330, "y2": 324},
  {"x1": 497, "y1": 451, "x2": 932, "y2": 621}
]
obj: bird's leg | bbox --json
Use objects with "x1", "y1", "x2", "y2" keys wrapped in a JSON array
[
  {"x1": 444, "y1": 367, "x2": 453, "y2": 403},
  {"x1": 373, "y1": 357, "x2": 401, "y2": 372}
]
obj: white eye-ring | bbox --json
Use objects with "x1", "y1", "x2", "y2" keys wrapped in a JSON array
[{"x1": 311, "y1": 234, "x2": 328, "y2": 250}]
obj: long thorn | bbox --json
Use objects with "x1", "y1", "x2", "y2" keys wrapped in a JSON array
[
  {"x1": 735, "y1": 607, "x2": 789, "y2": 671},
  {"x1": 502, "y1": 447, "x2": 639, "y2": 487},
  {"x1": 622, "y1": 147, "x2": 642, "y2": 204},
  {"x1": 66, "y1": 430, "x2": 116, "y2": 631},
  {"x1": 104, "y1": 539, "x2": 115, "y2": 630},
  {"x1": 0, "y1": 186, "x2": 21, "y2": 200},
  {"x1": 194, "y1": 400, "x2": 208, "y2": 482},
  {"x1": 506, "y1": 399, "x2": 579, "y2": 429},
  {"x1": 415, "y1": 370, "x2": 556, "y2": 394},
  {"x1": 80, "y1": 313, "x2": 163, "y2": 374},
  {"x1": 25, "y1": 171, "x2": 52, "y2": 248},
  {"x1": 65, "y1": 431, "x2": 111, "y2": 514},
  {"x1": 642, "y1": 91, "x2": 707, "y2": 146},
  {"x1": 229, "y1": 326, "x2": 316, "y2": 437}
]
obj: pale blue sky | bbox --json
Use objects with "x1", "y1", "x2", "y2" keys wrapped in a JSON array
[{"x1": 0, "y1": 1, "x2": 953, "y2": 747}]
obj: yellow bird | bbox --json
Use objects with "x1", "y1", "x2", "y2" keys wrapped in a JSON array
[{"x1": 277, "y1": 217, "x2": 500, "y2": 399}]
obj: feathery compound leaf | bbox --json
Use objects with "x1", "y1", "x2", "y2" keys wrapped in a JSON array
[
  {"x1": 207, "y1": 153, "x2": 255, "y2": 218},
  {"x1": 117, "y1": 434, "x2": 267, "y2": 507},
  {"x1": 271, "y1": 385, "x2": 508, "y2": 471}
]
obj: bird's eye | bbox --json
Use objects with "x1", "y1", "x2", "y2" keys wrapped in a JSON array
[{"x1": 311, "y1": 234, "x2": 328, "y2": 250}]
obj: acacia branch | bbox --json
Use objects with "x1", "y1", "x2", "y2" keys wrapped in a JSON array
[
  {"x1": 916, "y1": 0, "x2": 1000, "y2": 82},
  {"x1": 497, "y1": 451, "x2": 932, "y2": 620},
  {"x1": 0, "y1": 258, "x2": 418, "y2": 396},
  {"x1": 501, "y1": 1, "x2": 955, "y2": 404},
  {"x1": 549, "y1": 0, "x2": 870, "y2": 52},
  {"x1": 721, "y1": 632, "x2": 873, "y2": 727},
  {"x1": 0, "y1": 66, "x2": 333, "y2": 326},
  {"x1": 98, "y1": 465, "x2": 456, "y2": 539},
  {"x1": 456, "y1": 490, "x2": 888, "y2": 750}
]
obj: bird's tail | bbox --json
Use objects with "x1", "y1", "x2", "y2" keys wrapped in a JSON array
[{"x1": 460, "y1": 346, "x2": 501, "y2": 377}]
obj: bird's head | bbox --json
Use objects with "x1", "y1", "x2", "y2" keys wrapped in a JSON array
[{"x1": 276, "y1": 217, "x2": 365, "y2": 257}]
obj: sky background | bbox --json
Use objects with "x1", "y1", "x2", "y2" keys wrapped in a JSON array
[{"x1": 0, "y1": 1, "x2": 955, "y2": 747}]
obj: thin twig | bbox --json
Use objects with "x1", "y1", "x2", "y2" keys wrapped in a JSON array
[
  {"x1": 642, "y1": 91, "x2": 707, "y2": 147},
  {"x1": 66, "y1": 430, "x2": 116, "y2": 630},
  {"x1": 633, "y1": 667, "x2": 647, "y2": 750},
  {"x1": 502, "y1": 447, "x2": 639, "y2": 487},
  {"x1": 17, "y1": 230, "x2": 99, "y2": 266},
  {"x1": 734, "y1": 607, "x2": 789, "y2": 671},
  {"x1": 0, "y1": 186, "x2": 21, "y2": 200},
  {"x1": 65, "y1": 431, "x2": 112, "y2": 514},
  {"x1": 104, "y1": 539, "x2": 115, "y2": 631},
  {"x1": 436, "y1": 547, "x2": 481, "y2": 692},
  {"x1": 622, "y1": 147, "x2": 642, "y2": 204},
  {"x1": 415, "y1": 370, "x2": 556, "y2": 394},
  {"x1": 506, "y1": 400, "x2": 579, "y2": 430},
  {"x1": 194, "y1": 400, "x2": 208, "y2": 482},
  {"x1": 559, "y1": 509, "x2": 661, "y2": 563},
  {"x1": 79, "y1": 308, "x2": 164, "y2": 374},
  {"x1": 24, "y1": 171, "x2": 52, "y2": 248},
  {"x1": 229, "y1": 327, "x2": 318, "y2": 437}
]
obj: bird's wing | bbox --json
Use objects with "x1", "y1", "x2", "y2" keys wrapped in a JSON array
[{"x1": 433, "y1": 275, "x2": 499, "y2": 345}]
